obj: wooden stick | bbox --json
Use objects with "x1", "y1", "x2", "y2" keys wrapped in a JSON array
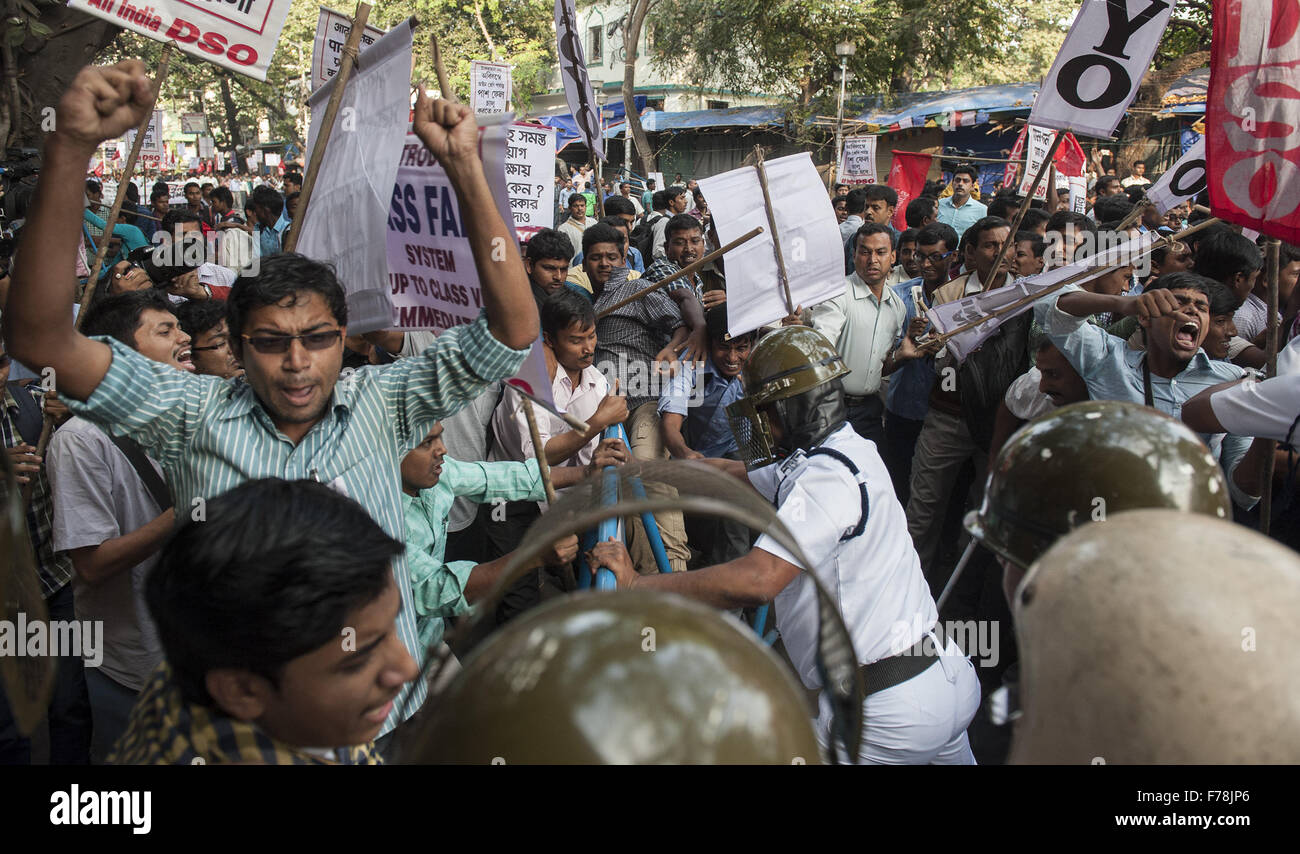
[
  {"x1": 284, "y1": 1, "x2": 372, "y2": 253},
  {"x1": 1261, "y1": 238, "x2": 1280, "y2": 535},
  {"x1": 930, "y1": 217, "x2": 1223, "y2": 345},
  {"x1": 986, "y1": 131, "x2": 1065, "y2": 293},
  {"x1": 520, "y1": 397, "x2": 558, "y2": 505},
  {"x1": 509, "y1": 381, "x2": 589, "y2": 434},
  {"x1": 752, "y1": 145, "x2": 794, "y2": 314},
  {"x1": 595, "y1": 225, "x2": 764, "y2": 318},
  {"x1": 430, "y1": 30, "x2": 457, "y2": 103},
  {"x1": 24, "y1": 44, "x2": 175, "y2": 505},
  {"x1": 1115, "y1": 195, "x2": 1149, "y2": 232}
]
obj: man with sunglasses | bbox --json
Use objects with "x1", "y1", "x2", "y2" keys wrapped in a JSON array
[{"x1": 3, "y1": 61, "x2": 538, "y2": 745}]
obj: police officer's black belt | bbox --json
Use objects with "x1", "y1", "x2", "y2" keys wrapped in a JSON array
[{"x1": 859, "y1": 627, "x2": 947, "y2": 698}]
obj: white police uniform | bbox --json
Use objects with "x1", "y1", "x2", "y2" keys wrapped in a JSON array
[{"x1": 747, "y1": 423, "x2": 981, "y2": 764}]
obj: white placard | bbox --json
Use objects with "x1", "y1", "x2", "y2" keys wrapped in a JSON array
[
  {"x1": 180, "y1": 113, "x2": 208, "y2": 134},
  {"x1": 1146, "y1": 137, "x2": 1206, "y2": 214},
  {"x1": 123, "y1": 110, "x2": 165, "y2": 169},
  {"x1": 1067, "y1": 174, "x2": 1088, "y2": 214},
  {"x1": 505, "y1": 123, "x2": 556, "y2": 236},
  {"x1": 1018, "y1": 125, "x2": 1057, "y2": 201},
  {"x1": 554, "y1": 0, "x2": 604, "y2": 160},
  {"x1": 838, "y1": 136, "x2": 878, "y2": 185},
  {"x1": 68, "y1": 0, "x2": 293, "y2": 81},
  {"x1": 310, "y1": 6, "x2": 385, "y2": 92},
  {"x1": 471, "y1": 60, "x2": 512, "y2": 115},
  {"x1": 198, "y1": 135, "x2": 214, "y2": 159},
  {"x1": 699, "y1": 152, "x2": 846, "y2": 336},
  {"x1": 386, "y1": 122, "x2": 514, "y2": 331},
  {"x1": 1029, "y1": 0, "x2": 1176, "y2": 138},
  {"x1": 265, "y1": 152, "x2": 281, "y2": 168},
  {"x1": 300, "y1": 20, "x2": 415, "y2": 334}
]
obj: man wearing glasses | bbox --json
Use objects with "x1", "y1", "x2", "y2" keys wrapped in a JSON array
[{"x1": 3, "y1": 61, "x2": 538, "y2": 747}]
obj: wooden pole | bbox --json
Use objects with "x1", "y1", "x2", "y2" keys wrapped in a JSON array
[
  {"x1": 753, "y1": 144, "x2": 794, "y2": 314},
  {"x1": 520, "y1": 397, "x2": 558, "y2": 505},
  {"x1": 985, "y1": 131, "x2": 1065, "y2": 293},
  {"x1": 1115, "y1": 195, "x2": 1149, "y2": 232},
  {"x1": 284, "y1": 1, "x2": 372, "y2": 253},
  {"x1": 23, "y1": 44, "x2": 175, "y2": 505},
  {"x1": 430, "y1": 30, "x2": 457, "y2": 103},
  {"x1": 1261, "y1": 238, "x2": 1280, "y2": 535},
  {"x1": 595, "y1": 225, "x2": 764, "y2": 318}
]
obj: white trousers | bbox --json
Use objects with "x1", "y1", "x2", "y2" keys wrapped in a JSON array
[{"x1": 817, "y1": 634, "x2": 982, "y2": 765}]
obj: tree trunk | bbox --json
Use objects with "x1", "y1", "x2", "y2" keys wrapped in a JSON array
[
  {"x1": 1118, "y1": 50, "x2": 1209, "y2": 169},
  {"x1": 13, "y1": 8, "x2": 119, "y2": 148},
  {"x1": 622, "y1": 0, "x2": 657, "y2": 177},
  {"x1": 218, "y1": 73, "x2": 248, "y2": 173}
]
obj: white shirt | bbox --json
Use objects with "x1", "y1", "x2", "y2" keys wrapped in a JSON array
[
  {"x1": 1003, "y1": 367, "x2": 1055, "y2": 421},
  {"x1": 651, "y1": 212, "x2": 672, "y2": 259},
  {"x1": 747, "y1": 424, "x2": 937, "y2": 689},
  {"x1": 558, "y1": 217, "x2": 592, "y2": 261},
  {"x1": 808, "y1": 273, "x2": 908, "y2": 397},
  {"x1": 1210, "y1": 374, "x2": 1300, "y2": 442}
]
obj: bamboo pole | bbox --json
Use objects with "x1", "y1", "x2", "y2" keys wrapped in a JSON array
[
  {"x1": 1261, "y1": 238, "x2": 1280, "y2": 535},
  {"x1": 430, "y1": 30, "x2": 457, "y2": 103},
  {"x1": 985, "y1": 131, "x2": 1066, "y2": 293},
  {"x1": 284, "y1": 1, "x2": 372, "y2": 253},
  {"x1": 595, "y1": 226, "x2": 763, "y2": 318},
  {"x1": 520, "y1": 397, "x2": 558, "y2": 505},
  {"x1": 753, "y1": 144, "x2": 794, "y2": 314}
]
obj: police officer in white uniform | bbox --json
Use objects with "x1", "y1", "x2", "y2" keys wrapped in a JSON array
[{"x1": 591, "y1": 326, "x2": 981, "y2": 764}]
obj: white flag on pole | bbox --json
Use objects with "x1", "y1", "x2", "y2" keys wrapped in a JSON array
[{"x1": 1146, "y1": 138, "x2": 1207, "y2": 214}]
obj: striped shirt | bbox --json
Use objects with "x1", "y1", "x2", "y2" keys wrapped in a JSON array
[
  {"x1": 65, "y1": 312, "x2": 528, "y2": 735},
  {"x1": 2, "y1": 384, "x2": 74, "y2": 597}
]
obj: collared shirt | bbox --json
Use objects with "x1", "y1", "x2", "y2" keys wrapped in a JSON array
[
  {"x1": 937, "y1": 196, "x2": 988, "y2": 238},
  {"x1": 809, "y1": 272, "x2": 907, "y2": 397},
  {"x1": 886, "y1": 279, "x2": 936, "y2": 420},
  {"x1": 748, "y1": 424, "x2": 937, "y2": 688},
  {"x1": 657, "y1": 356, "x2": 745, "y2": 457},
  {"x1": 111, "y1": 664, "x2": 382, "y2": 765},
  {"x1": 64, "y1": 312, "x2": 528, "y2": 736},
  {"x1": 2, "y1": 384, "x2": 73, "y2": 597},
  {"x1": 403, "y1": 456, "x2": 546, "y2": 650},
  {"x1": 595, "y1": 263, "x2": 687, "y2": 412},
  {"x1": 492, "y1": 363, "x2": 608, "y2": 469},
  {"x1": 1042, "y1": 285, "x2": 1256, "y2": 507},
  {"x1": 839, "y1": 214, "x2": 864, "y2": 246},
  {"x1": 643, "y1": 255, "x2": 704, "y2": 303},
  {"x1": 557, "y1": 217, "x2": 591, "y2": 260},
  {"x1": 257, "y1": 224, "x2": 281, "y2": 258},
  {"x1": 1211, "y1": 373, "x2": 1300, "y2": 443},
  {"x1": 1233, "y1": 292, "x2": 1273, "y2": 342}
]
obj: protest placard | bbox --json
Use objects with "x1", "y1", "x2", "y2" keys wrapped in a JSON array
[
  {"x1": 68, "y1": 0, "x2": 294, "y2": 81},
  {"x1": 180, "y1": 113, "x2": 208, "y2": 134},
  {"x1": 1147, "y1": 137, "x2": 1206, "y2": 214},
  {"x1": 311, "y1": 6, "x2": 385, "y2": 91},
  {"x1": 506, "y1": 123, "x2": 556, "y2": 237},
  {"x1": 471, "y1": 60, "x2": 512, "y2": 114},
  {"x1": 123, "y1": 110, "x2": 164, "y2": 169},
  {"x1": 838, "y1": 136, "x2": 878, "y2": 185}
]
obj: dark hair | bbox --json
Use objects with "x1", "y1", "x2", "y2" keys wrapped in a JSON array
[
  {"x1": 603, "y1": 195, "x2": 636, "y2": 218},
  {"x1": 567, "y1": 192, "x2": 587, "y2": 209},
  {"x1": 284, "y1": 171, "x2": 303, "y2": 186},
  {"x1": 1093, "y1": 175, "x2": 1121, "y2": 194},
  {"x1": 1132, "y1": 160, "x2": 1145, "y2": 168},
  {"x1": 705, "y1": 305, "x2": 748, "y2": 346},
  {"x1": 1195, "y1": 229, "x2": 1264, "y2": 283},
  {"x1": 250, "y1": 184, "x2": 284, "y2": 218},
  {"x1": 832, "y1": 196, "x2": 847, "y2": 209},
  {"x1": 904, "y1": 196, "x2": 937, "y2": 228},
  {"x1": 1014, "y1": 230, "x2": 1046, "y2": 258},
  {"x1": 844, "y1": 187, "x2": 869, "y2": 215},
  {"x1": 1093, "y1": 194, "x2": 1133, "y2": 224},
  {"x1": 646, "y1": 179, "x2": 656, "y2": 189},
  {"x1": 525, "y1": 228, "x2": 574, "y2": 263},
  {"x1": 541, "y1": 287, "x2": 596, "y2": 339},
  {"x1": 146, "y1": 478, "x2": 403, "y2": 707},
  {"x1": 1020, "y1": 207, "x2": 1051, "y2": 233},
  {"x1": 160, "y1": 210, "x2": 202, "y2": 235},
  {"x1": 916, "y1": 222, "x2": 959, "y2": 252},
  {"x1": 898, "y1": 227, "x2": 919, "y2": 247},
  {"x1": 1046, "y1": 210, "x2": 1097, "y2": 238},
  {"x1": 962, "y1": 216, "x2": 1011, "y2": 251},
  {"x1": 1205, "y1": 280, "x2": 1238, "y2": 317},
  {"x1": 863, "y1": 184, "x2": 897, "y2": 207},
  {"x1": 81, "y1": 289, "x2": 173, "y2": 348},
  {"x1": 651, "y1": 189, "x2": 667, "y2": 210},
  {"x1": 85, "y1": 179, "x2": 102, "y2": 194},
  {"x1": 1143, "y1": 270, "x2": 1216, "y2": 300},
  {"x1": 598, "y1": 216, "x2": 630, "y2": 233},
  {"x1": 951, "y1": 164, "x2": 979, "y2": 183},
  {"x1": 1281, "y1": 242, "x2": 1300, "y2": 267},
  {"x1": 663, "y1": 186, "x2": 687, "y2": 205},
  {"x1": 582, "y1": 222, "x2": 625, "y2": 255},
  {"x1": 174, "y1": 298, "x2": 228, "y2": 339},
  {"x1": 124, "y1": 182, "x2": 141, "y2": 204},
  {"x1": 209, "y1": 186, "x2": 234, "y2": 208},
  {"x1": 227, "y1": 253, "x2": 347, "y2": 346},
  {"x1": 150, "y1": 187, "x2": 170, "y2": 203},
  {"x1": 852, "y1": 221, "x2": 894, "y2": 253},
  {"x1": 664, "y1": 212, "x2": 702, "y2": 242},
  {"x1": 184, "y1": 181, "x2": 201, "y2": 193}
]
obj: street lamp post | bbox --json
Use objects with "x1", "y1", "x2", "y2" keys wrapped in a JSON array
[
  {"x1": 834, "y1": 41, "x2": 856, "y2": 186},
  {"x1": 590, "y1": 77, "x2": 606, "y2": 216}
]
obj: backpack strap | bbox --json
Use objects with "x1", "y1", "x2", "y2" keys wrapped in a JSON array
[{"x1": 805, "y1": 446, "x2": 869, "y2": 541}]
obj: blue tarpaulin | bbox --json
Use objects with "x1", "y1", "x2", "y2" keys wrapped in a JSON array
[
  {"x1": 538, "y1": 95, "x2": 647, "y2": 151},
  {"x1": 1160, "y1": 68, "x2": 1208, "y2": 115}
]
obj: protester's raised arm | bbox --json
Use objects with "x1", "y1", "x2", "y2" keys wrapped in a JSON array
[
  {"x1": 413, "y1": 89, "x2": 536, "y2": 350},
  {"x1": 3, "y1": 61, "x2": 155, "y2": 401}
]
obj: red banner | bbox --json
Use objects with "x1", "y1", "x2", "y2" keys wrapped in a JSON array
[
  {"x1": 1053, "y1": 131, "x2": 1086, "y2": 177},
  {"x1": 1004, "y1": 126, "x2": 1027, "y2": 189},
  {"x1": 1208, "y1": 0, "x2": 1300, "y2": 243},
  {"x1": 887, "y1": 151, "x2": 933, "y2": 231}
]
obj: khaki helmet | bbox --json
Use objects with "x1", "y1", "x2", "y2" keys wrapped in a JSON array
[
  {"x1": 406, "y1": 590, "x2": 821, "y2": 764},
  {"x1": 1011, "y1": 509, "x2": 1300, "y2": 764},
  {"x1": 727, "y1": 326, "x2": 849, "y2": 469},
  {"x1": 966, "y1": 400, "x2": 1230, "y2": 571}
]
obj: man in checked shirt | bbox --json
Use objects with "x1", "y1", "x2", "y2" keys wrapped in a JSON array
[{"x1": 3, "y1": 61, "x2": 539, "y2": 751}]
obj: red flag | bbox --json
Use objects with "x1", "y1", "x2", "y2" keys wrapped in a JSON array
[
  {"x1": 1004, "y1": 126, "x2": 1027, "y2": 189},
  {"x1": 1208, "y1": 0, "x2": 1300, "y2": 243},
  {"x1": 887, "y1": 151, "x2": 932, "y2": 231},
  {"x1": 1053, "y1": 131, "x2": 1086, "y2": 177}
]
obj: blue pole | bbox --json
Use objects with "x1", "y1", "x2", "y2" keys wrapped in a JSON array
[
  {"x1": 752, "y1": 604, "x2": 769, "y2": 638},
  {"x1": 594, "y1": 466, "x2": 620, "y2": 590},
  {"x1": 610, "y1": 423, "x2": 672, "y2": 574}
]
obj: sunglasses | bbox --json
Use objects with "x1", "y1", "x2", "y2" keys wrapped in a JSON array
[
  {"x1": 113, "y1": 262, "x2": 143, "y2": 279},
  {"x1": 241, "y1": 329, "x2": 342, "y2": 355},
  {"x1": 917, "y1": 250, "x2": 955, "y2": 266},
  {"x1": 190, "y1": 338, "x2": 229, "y2": 353}
]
